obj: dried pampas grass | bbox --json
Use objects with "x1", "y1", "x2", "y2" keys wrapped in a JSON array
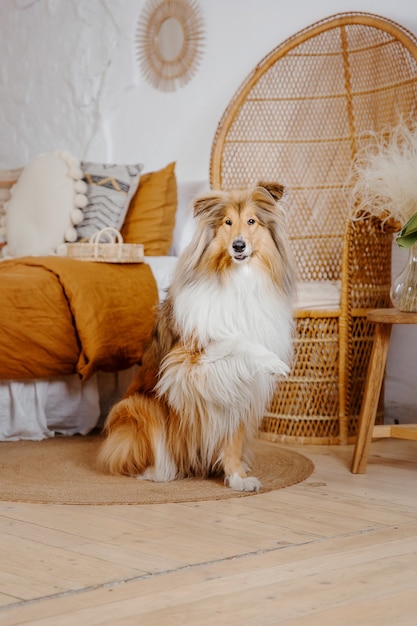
[{"x1": 350, "y1": 122, "x2": 417, "y2": 227}]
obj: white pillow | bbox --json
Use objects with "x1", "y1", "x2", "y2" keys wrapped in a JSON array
[
  {"x1": 2, "y1": 152, "x2": 86, "y2": 258},
  {"x1": 170, "y1": 179, "x2": 209, "y2": 256}
]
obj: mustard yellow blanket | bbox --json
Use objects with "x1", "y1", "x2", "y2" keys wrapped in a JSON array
[{"x1": 0, "y1": 256, "x2": 158, "y2": 381}]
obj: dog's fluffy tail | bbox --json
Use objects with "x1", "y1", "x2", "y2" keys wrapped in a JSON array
[{"x1": 97, "y1": 394, "x2": 165, "y2": 476}]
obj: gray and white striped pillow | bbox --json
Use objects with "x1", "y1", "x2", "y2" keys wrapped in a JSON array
[{"x1": 76, "y1": 161, "x2": 143, "y2": 240}]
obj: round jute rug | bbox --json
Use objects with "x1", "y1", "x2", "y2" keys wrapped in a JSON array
[{"x1": 0, "y1": 434, "x2": 314, "y2": 505}]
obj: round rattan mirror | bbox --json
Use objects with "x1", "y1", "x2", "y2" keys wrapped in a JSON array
[{"x1": 136, "y1": 0, "x2": 205, "y2": 92}]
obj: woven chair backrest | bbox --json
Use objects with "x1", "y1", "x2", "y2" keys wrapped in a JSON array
[{"x1": 210, "y1": 13, "x2": 417, "y2": 282}]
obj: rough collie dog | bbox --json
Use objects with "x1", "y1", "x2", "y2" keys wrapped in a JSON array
[{"x1": 97, "y1": 182, "x2": 296, "y2": 491}]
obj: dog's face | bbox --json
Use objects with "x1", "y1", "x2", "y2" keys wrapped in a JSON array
[
  {"x1": 213, "y1": 200, "x2": 271, "y2": 265},
  {"x1": 186, "y1": 183, "x2": 294, "y2": 295}
]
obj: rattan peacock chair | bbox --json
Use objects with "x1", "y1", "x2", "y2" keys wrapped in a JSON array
[{"x1": 210, "y1": 12, "x2": 417, "y2": 444}]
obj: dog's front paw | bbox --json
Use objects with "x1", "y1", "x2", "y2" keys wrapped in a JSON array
[
  {"x1": 225, "y1": 472, "x2": 262, "y2": 492},
  {"x1": 259, "y1": 352, "x2": 290, "y2": 377},
  {"x1": 200, "y1": 337, "x2": 241, "y2": 363}
]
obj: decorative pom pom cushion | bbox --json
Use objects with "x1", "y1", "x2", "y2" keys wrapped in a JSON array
[
  {"x1": 0, "y1": 168, "x2": 23, "y2": 244},
  {"x1": 2, "y1": 152, "x2": 87, "y2": 258}
]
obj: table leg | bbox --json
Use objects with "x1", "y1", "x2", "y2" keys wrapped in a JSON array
[{"x1": 351, "y1": 322, "x2": 392, "y2": 474}]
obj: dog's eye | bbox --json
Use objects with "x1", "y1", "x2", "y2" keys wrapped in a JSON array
[
  {"x1": 248, "y1": 218, "x2": 255, "y2": 225},
  {"x1": 225, "y1": 218, "x2": 232, "y2": 226}
]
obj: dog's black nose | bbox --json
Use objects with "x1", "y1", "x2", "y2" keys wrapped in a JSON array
[{"x1": 232, "y1": 239, "x2": 246, "y2": 253}]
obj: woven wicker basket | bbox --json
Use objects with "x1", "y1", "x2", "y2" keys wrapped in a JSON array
[
  {"x1": 62, "y1": 227, "x2": 144, "y2": 264},
  {"x1": 210, "y1": 12, "x2": 417, "y2": 444}
]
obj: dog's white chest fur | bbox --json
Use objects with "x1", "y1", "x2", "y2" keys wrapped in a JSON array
[
  {"x1": 157, "y1": 262, "x2": 293, "y2": 447},
  {"x1": 173, "y1": 263, "x2": 293, "y2": 362}
]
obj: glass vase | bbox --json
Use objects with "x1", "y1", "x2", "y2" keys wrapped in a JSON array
[{"x1": 390, "y1": 241, "x2": 417, "y2": 312}]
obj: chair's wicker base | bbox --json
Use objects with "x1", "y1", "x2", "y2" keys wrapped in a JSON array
[
  {"x1": 260, "y1": 415, "x2": 340, "y2": 445},
  {"x1": 259, "y1": 409, "x2": 384, "y2": 445},
  {"x1": 259, "y1": 309, "x2": 386, "y2": 445},
  {"x1": 261, "y1": 314, "x2": 341, "y2": 443}
]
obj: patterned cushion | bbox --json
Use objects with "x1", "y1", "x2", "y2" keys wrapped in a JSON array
[{"x1": 76, "y1": 162, "x2": 143, "y2": 240}]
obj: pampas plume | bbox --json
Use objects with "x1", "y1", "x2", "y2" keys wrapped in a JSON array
[{"x1": 350, "y1": 122, "x2": 417, "y2": 226}]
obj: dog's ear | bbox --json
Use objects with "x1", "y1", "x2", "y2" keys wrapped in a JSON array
[
  {"x1": 193, "y1": 191, "x2": 224, "y2": 217},
  {"x1": 256, "y1": 182, "x2": 285, "y2": 202}
]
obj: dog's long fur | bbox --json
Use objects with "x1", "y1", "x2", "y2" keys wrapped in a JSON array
[{"x1": 97, "y1": 183, "x2": 296, "y2": 491}]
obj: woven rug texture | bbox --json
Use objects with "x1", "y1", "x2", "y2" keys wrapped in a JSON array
[{"x1": 0, "y1": 434, "x2": 314, "y2": 505}]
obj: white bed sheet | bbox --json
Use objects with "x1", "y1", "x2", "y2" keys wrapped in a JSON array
[{"x1": 0, "y1": 376, "x2": 99, "y2": 441}]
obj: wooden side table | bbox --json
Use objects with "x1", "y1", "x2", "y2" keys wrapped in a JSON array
[{"x1": 351, "y1": 308, "x2": 417, "y2": 474}]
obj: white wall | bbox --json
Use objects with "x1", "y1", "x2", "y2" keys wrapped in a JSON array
[
  {"x1": 1, "y1": 0, "x2": 417, "y2": 179},
  {"x1": 1, "y1": 0, "x2": 416, "y2": 421}
]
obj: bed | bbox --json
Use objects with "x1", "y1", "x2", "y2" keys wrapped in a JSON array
[{"x1": 0, "y1": 156, "x2": 208, "y2": 441}]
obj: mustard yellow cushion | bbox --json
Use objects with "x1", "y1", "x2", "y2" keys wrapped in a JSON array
[{"x1": 121, "y1": 162, "x2": 177, "y2": 256}]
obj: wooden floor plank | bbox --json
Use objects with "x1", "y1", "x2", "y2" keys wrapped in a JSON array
[
  {"x1": 0, "y1": 595, "x2": 19, "y2": 609},
  {"x1": 3, "y1": 524, "x2": 417, "y2": 625},
  {"x1": 0, "y1": 533, "x2": 147, "y2": 599}
]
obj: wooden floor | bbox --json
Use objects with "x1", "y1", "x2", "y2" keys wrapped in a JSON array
[{"x1": 0, "y1": 437, "x2": 416, "y2": 625}]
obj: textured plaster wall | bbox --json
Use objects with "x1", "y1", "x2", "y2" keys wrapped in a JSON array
[
  {"x1": 0, "y1": 0, "x2": 135, "y2": 169},
  {"x1": 0, "y1": 0, "x2": 417, "y2": 418}
]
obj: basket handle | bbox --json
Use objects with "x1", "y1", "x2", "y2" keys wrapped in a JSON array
[{"x1": 89, "y1": 227, "x2": 124, "y2": 260}]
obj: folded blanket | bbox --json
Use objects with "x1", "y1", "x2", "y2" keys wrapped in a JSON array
[{"x1": 0, "y1": 256, "x2": 158, "y2": 380}]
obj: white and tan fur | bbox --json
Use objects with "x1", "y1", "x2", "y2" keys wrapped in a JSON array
[{"x1": 97, "y1": 183, "x2": 296, "y2": 491}]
